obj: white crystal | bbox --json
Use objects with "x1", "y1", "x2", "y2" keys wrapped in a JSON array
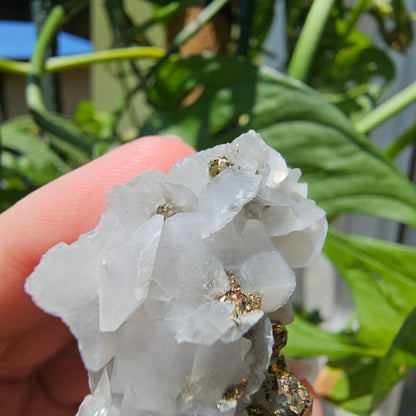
[
  {"x1": 70, "y1": 307, "x2": 119, "y2": 371},
  {"x1": 199, "y1": 165, "x2": 262, "y2": 238},
  {"x1": 172, "y1": 302, "x2": 237, "y2": 345},
  {"x1": 268, "y1": 299, "x2": 295, "y2": 326},
  {"x1": 77, "y1": 368, "x2": 120, "y2": 416},
  {"x1": 238, "y1": 251, "x2": 296, "y2": 313},
  {"x1": 98, "y1": 214, "x2": 163, "y2": 332},
  {"x1": 273, "y1": 216, "x2": 328, "y2": 268},
  {"x1": 25, "y1": 130, "x2": 327, "y2": 416},
  {"x1": 111, "y1": 321, "x2": 196, "y2": 409},
  {"x1": 25, "y1": 240, "x2": 100, "y2": 320}
]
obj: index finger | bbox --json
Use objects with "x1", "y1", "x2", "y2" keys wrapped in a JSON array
[{"x1": 0, "y1": 136, "x2": 195, "y2": 337}]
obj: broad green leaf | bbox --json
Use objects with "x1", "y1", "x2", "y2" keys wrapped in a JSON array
[
  {"x1": 329, "y1": 357, "x2": 379, "y2": 399},
  {"x1": 143, "y1": 55, "x2": 416, "y2": 227},
  {"x1": 324, "y1": 357, "x2": 380, "y2": 415},
  {"x1": 326, "y1": 83, "x2": 383, "y2": 122},
  {"x1": 331, "y1": 46, "x2": 394, "y2": 91},
  {"x1": 74, "y1": 101, "x2": 104, "y2": 138},
  {"x1": 46, "y1": 134, "x2": 90, "y2": 168},
  {"x1": 309, "y1": 25, "x2": 394, "y2": 96},
  {"x1": 74, "y1": 100, "x2": 117, "y2": 142},
  {"x1": 1, "y1": 116, "x2": 70, "y2": 185},
  {"x1": 371, "y1": 307, "x2": 416, "y2": 411},
  {"x1": 286, "y1": 1, "x2": 395, "y2": 96},
  {"x1": 325, "y1": 229, "x2": 416, "y2": 349},
  {"x1": 340, "y1": 395, "x2": 373, "y2": 416},
  {"x1": 284, "y1": 315, "x2": 382, "y2": 359}
]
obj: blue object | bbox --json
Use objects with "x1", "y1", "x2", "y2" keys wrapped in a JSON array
[{"x1": 0, "y1": 20, "x2": 93, "y2": 59}]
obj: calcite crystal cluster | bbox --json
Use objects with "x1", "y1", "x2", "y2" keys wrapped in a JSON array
[{"x1": 25, "y1": 131, "x2": 327, "y2": 416}]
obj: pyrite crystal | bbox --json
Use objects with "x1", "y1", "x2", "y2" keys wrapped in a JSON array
[
  {"x1": 208, "y1": 156, "x2": 234, "y2": 177},
  {"x1": 223, "y1": 377, "x2": 249, "y2": 402},
  {"x1": 247, "y1": 323, "x2": 313, "y2": 416},
  {"x1": 156, "y1": 202, "x2": 176, "y2": 219},
  {"x1": 216, "y1": 273, "x2": 262, "y2": 318}
]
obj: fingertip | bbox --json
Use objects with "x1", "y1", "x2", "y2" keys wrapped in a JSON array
[
  {"x1": 0, "y1": 135, "x2": 195, "y2": 335},
  {"x1": 96, "y1": 135, "x2": 195, "y2": 181},
  {"x1": 301, "y1": 378, "x2": 324, "y2": 416},
  {"x1": 2, "y1": 135, "x2": 195, "y2": 264}
]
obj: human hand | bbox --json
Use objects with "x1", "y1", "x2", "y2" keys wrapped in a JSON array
[{"x1": 0, "y1": 136, "x2": 195, "y2": 416}]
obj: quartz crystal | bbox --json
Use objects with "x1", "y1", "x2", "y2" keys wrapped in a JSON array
[{"x1": 25, "y1": 130, "x2": 327, "y2": 416}]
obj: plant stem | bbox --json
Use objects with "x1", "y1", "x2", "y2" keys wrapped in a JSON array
[
  {"x1": 47, "y1": 47, "x2": 165, "y2": 71},
  {"x1": 237, "y1": 0, "x2": 254, "y2": 56},
  {"x1": 0, "y1": 59, "x2": 29, "y2": 75},
  {"x1": 342, "y1": 0, "x2": 368, "y2": 41},
  {"x1": 170, "y1": 0, "x2": 229, "y2": 52},
  {"x1": 125, "y1": 0, "x2": 195, "y2": 39},
  {"x1": 31, "y1": 0, "x2": 62, "y2": 113},
  {"x1": 385, "y1": 123, "x2": 416, "y2": 159},
  {"x1": 147, "y1": 0, "x2": 229, "y2": 78},
  {"x1": 30, "y1": 7, "x2": 64, "y2": 76},
  {"x1": 26, "y1": 5, "x2": 92, "y2": 152},
  {"x1": 63, "y1": 0, "x2": 90, "y2": 20},
  {"x1": 355, "y1": 80, "x2": 416, "y2": 134},
  {"x1": 0, "y1": 47, "x2": 165, "y2": 76},
  {"x1": 287, "y1": 0, "x2": 335, "y2": 82},
  {"x1": 27, "y1": 6, "x2": 65, "y2": 109}
]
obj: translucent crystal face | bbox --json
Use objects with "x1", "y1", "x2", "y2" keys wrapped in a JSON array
[{"x1": 25, "y1": 130, "x2": 327, "y2": 416}]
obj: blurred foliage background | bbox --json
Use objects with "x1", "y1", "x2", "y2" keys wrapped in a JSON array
[{"x1": 1, "y1": 1, "x2": 416, "y2": 415}]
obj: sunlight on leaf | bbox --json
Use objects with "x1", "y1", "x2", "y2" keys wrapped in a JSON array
[
  {"x1": 143, "y1": 55, "x2": 416, "y2": 228},
  {"x1": 371, "y1": 307, "x2": 416, "y2": 411},
  {"x1": 284, "y1": 315, "x2": 382, "y2": 359},
  {"x1": 1, "y1": 116, "x2": 70, "y2": 185},
  {"x1": 325, "y1": 229, "x2": 416, "y2": 348}
]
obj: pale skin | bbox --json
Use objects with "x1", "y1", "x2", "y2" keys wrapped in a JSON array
[{"x1": 0, "y1": 136, "x2": 322, "y2": 416}]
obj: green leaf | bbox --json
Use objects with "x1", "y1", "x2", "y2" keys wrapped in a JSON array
[
  {"x1": 385, "y1": 122, "x2": 416, "y2": 159},
  {"x1": 371, "y1": 306, "x2": 416, "y2": 411},
  {"x1": 74, "y1": 101, "x2": 103, "y2": 138},
  {"x1": 286, "y1": 1, "x2": 395, "y2": 97},
  {"x1": 1, "y1": 116, "x2": 70, "y2": 185},
  {"x1": 325, "y1": 229, "x2": 416, "y2": 349},
  {"x1": 143, "y1": 55, "x2": 416, "y2": 227},
  {"x1": 284, "y1": 315, "x2": 382, "y2": 359},
  {"x1": 326, "y1": 83, "x2": 382, "y2": 122},
  {"x1": 328, "y1": 356, "x2": 380, "y2": 404},
  {"x1": 340, "y1": 395, "x2": 373, "y2": 416},
  {"x1": 73, "y1": 100, "x2": 116, "y2": 142},
  {"x1": 47, "y1": 134, "x2": 90, "y2": 168},
  {"x1": 331, "y1": 45, "x2": 394, "y2": 91},
  {"x1": 322, "y1": 359, "x2": 377, "y2": 415},
  {"x1": 309, "y1": 26, "x2": 395, "y2": 96}
]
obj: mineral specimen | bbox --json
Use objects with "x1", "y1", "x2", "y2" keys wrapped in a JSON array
[
  {"x1": 25, "y1": 130, "x2": 327, "y2": 416},
  {"x1": 248, "y1": 323, "x2": 313, "y2": 416}
]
